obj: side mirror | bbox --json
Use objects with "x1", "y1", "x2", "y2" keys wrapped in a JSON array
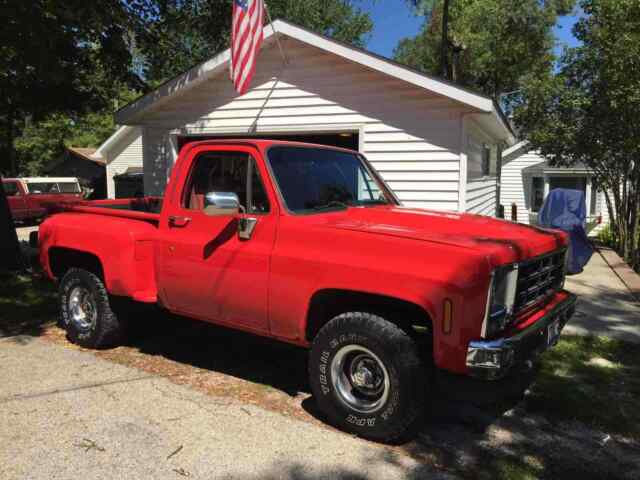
[{"x1": 204, "y1": 191, "x2": 240, "y2": 216}]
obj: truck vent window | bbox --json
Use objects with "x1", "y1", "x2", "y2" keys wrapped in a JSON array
[{"x1": 183, "y1": 152, "x2": 269, "y2": 214}]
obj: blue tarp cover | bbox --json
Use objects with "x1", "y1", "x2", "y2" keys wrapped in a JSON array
[{"x1": 538, "y1": 188, "x2": 594, "y2": 274}]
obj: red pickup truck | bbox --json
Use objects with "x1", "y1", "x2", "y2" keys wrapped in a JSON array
[
  {"x1": 3, "y1": 177, "x2": 83, "y2": 223},
  {"x1": 37, "y1": 140, "x2": 575, "y2": 441}
]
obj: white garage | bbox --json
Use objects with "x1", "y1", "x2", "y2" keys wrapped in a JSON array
[
  {"x1": 114, "y1": 19, "x2": 515, "y2": 214},
  {"x1": 92, "y1": 126, "x2": 143, "y2": 198}
]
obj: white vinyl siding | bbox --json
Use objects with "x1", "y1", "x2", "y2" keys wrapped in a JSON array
[
  {"x1": 466, "y1": 178, "x2": 497, "y2": 217},
  {"x1": 465, "y1": 119, "x2": 498, "y2": 216},
  {"x1": 105, "y1": 127, "x2": 142, "y2": 198},
  {"x1": 500, "y1": 150, "x2": 543, "y2": 224},
  {"x1": 139, "y1": 39, "x2": 466, "y2": 211}
]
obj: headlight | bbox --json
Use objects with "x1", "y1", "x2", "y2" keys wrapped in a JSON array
[{"x1": 481, "y1": 264, "x2": 519, "y2": 338}]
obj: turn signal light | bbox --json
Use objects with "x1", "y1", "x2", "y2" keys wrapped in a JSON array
[{"x1": 443, "y1": 299, "x2": 453, "y2": 334}]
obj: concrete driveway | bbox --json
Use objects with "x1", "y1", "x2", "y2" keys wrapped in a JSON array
[
  {"x1": 565, "y1": 250, "x2": 640, "y2": 343},
  {"x1": 0, "y1": 337, "x2": 444, "y2": 480}
]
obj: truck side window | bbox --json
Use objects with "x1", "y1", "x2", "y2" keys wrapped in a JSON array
[
  {"x1": 3, "y1": 182, "x2": 19, "y2": 196},
  {"x1": 184, "y1": 152, "x2": 270, "y2": 214},
  {"x1": 250, "y1": 162, "x2": 270, "y2": 213}
]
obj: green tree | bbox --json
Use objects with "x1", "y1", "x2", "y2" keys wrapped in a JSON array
[
  {"x1": 135, "y1": 0, "x2": 373, "y2": 84},
  {"x1": 514, "y1": 0, "x2": 640, "y2": 266},
  {"x1": 0, "y1": 0, "x2": 147, "y2": 175},
  {"x1": 14, "y1": 88, "x2": 140, "y2": 176},
  {"x1": 395, "y1": 1, "x2": 574, "y2": 99},
  {"x1": 406, "y1": 0, "x2": 451, "y2": 78}
]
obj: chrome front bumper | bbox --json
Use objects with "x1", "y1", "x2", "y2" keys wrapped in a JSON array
[{"x1": 466, "y1": 292, "x2": 577, "y2": 380}]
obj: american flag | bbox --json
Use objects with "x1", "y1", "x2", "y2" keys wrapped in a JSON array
[{"x1": 231, "y1": 0, "x2": 265, "y2": 94}]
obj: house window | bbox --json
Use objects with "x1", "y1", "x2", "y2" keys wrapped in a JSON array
[
  {"x1": 590, "y1": 179, "x2": 597, "y2": 215},
  {"x1": 482, "y1": 145, "x2": 491, "y2": 176},
  {"x1": 467, "y1": 138, "x2": 495, "y2": 179},
  {"x1": 549, "y1": 176, "x2": 587, "y2": 192},
  {"x1": 531, "y1": 177, "x2": 545, "y2": 212}
]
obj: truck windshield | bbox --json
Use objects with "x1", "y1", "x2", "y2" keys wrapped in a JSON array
[
  {"x1": 57, "y1": 183, "x2": 81, "y2": 193},
  {"x1": 267, "y1": 146, "x2": 392, "y2": 213},
  {"x1": 27, "y1": 182, "x2": 80, "y2": 194}
]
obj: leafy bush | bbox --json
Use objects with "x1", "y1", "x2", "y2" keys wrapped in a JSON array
[{"x1": 597, "y1": 224, "x2": 618, "y2": 249}]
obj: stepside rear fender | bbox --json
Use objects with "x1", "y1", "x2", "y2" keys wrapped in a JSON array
[{"x1": 39, "y1": 213, "x2": 159, "y2": 302}]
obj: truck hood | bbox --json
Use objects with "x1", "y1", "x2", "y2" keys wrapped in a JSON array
[{"x1": 322, "y1": 206, "x2": 568, "y2": 267}]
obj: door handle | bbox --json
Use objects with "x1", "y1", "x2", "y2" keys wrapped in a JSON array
[
  {"x1": 168, "y1": 215, "x2": 191, "y2": 227},
  {"x1": 238, "y1": 217, "x2": 258, "y2": 240}
]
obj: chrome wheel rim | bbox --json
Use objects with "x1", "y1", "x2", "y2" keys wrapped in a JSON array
[
  {"x1": 330, "y1": 345, "x2": 390, "y2": 414},
  {"x1": 68, "y1": 286, "x2": 97, "y2": 332}
]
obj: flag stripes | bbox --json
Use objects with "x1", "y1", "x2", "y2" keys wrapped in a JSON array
[{"x1": 231, "y1": 0, "x2": 265, "y2": 94}]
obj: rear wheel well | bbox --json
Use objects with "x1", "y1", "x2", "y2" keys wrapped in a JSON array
[
  {"x1": 49, "y1": 247, "x2": 104, "y2": 281},
  {"x1": 306, "y1": 289, "x2": 433, "y2": 344}
]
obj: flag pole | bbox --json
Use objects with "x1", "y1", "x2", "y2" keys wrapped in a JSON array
[{"x1": 263, "y1": 2, "x2": 288, "y2": 65}]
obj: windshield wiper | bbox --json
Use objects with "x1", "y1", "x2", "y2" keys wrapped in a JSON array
[
  {"x1": 312, "y1": 200, "x2": 350, "y2": 211},
  {"x1": 358, "y1": 199, "x2": 389, "y2": 206}
]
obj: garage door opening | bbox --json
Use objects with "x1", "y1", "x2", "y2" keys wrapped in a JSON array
[{"x1": 177, "y1": 131, "x2": 359, "y2": 153}]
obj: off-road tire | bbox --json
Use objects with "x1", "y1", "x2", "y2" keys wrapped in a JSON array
[
  {"x1": 59, "y1": 268, "x2": 124, "y2": 348},
  {"x1": 309, "y1": 312, "x2": 427, "y2": 442}
]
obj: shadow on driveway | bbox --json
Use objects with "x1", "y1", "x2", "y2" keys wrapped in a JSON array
[{"x1": 121, "y1": 306, "x2": 640, "y2": 480}]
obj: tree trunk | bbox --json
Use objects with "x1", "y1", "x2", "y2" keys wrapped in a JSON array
[
  {"x1": 627, "y1": 179, "x2": 639, "y2": 267},
  {"x1": 440, "y1": 0, "x2": 450, "y2": 79},
  {"x1": 603, "y1": 189, "x2": 616, "y2": 236},
  {"x1": 5, "y1": 108, "x2": 16, "y2": 175},
  {"x1": 0, "y1": 178, "x2": 25, "y2": 271}
]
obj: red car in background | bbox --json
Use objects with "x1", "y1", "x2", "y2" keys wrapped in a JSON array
[{"x1": 2, "y1": 177, "x2": 83, "y2": 223}]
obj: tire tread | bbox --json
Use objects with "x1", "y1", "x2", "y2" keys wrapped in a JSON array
[{"x1": 309, "y1": 311, "x2": 426, "y2": 442}]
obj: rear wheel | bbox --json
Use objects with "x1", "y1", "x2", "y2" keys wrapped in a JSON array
[
  {"x1": 59, "y1": 268, "x2": 124, "y2": 348},
  {"x1": 308, "y1": 312, "x2": 427, "y2": 442}
]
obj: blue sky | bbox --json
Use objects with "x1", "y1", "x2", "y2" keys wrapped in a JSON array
[{"x1": 360, "y1": 0, "x2": 580, "y2": 59}]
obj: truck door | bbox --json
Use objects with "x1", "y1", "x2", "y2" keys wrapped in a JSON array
[
  {"x1": 3, "y1": 181, "x2": 28, "y2": 220},
  {"x1": 157, "y1": 145, "x2": 277, "y2": 334}
]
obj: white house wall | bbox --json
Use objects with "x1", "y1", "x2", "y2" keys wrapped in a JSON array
[
  {"x1": 464, "y1": 119, "x2": 498, "y2": 216},
  {"x1": 137, "y1": 38, "x2": 469, "y2": 211},
  {"x1": 500, "y1": 150, "x2": 543, "y2": 224},
  {"x1": 105, "y1": 127, "x2": 142, "y2": 198}
]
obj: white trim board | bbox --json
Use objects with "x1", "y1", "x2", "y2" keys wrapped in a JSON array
[
  {"x1": 115, "y1": 19, "x2": 512, "y2": 142},
  {"x1": 94, "y1": 126, "x2": 137, "y2": 160}
]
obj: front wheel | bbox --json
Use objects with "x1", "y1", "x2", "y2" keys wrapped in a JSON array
[
  {"x1": 308, "y1": 312, "x2": 427, "y2": 442},
  {"x1": 59, "y1": 268, "x2": 124, "y2": 348}
]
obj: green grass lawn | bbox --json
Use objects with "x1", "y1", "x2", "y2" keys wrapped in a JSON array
[
  {"x1": 527, "y1": 335, "x2": 640, "y2": 440},
  {"x1": 0, "y1": 270, "x2": 57, "y2": 337}
]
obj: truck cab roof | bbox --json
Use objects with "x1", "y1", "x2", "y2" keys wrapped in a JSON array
[
  {"x1": 3, "y1": 177, "x2": 80, "y2": 184},
  {"x1": 181, "y1": 138, "x2": 360, "y2": 155}
]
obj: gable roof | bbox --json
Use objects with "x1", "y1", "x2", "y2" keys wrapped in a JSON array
[
  {"x1": 502, "y1": 141, "x2": 593, "y2": 173},
  {"x1": 115, "y1": 19, "x2": 513, "y2": 141},
  {"x1": 502, "y1": 140, "x2": 530, "y2": 163},
  {"x1": 93, "y1": 126, "x2": 139, "y2": 163},
  {"x1": 67, "y1": 147, "x2": 105, "y2": 165}
]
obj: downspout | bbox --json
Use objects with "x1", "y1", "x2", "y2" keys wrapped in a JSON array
[
  {"x1": 458, "y1": 113, "x2": 472, "y2": 213},
  {"x1": 496, "y1": 143, "x2": 504, "y2": 217}
]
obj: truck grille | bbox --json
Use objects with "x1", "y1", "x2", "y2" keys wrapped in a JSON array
[{"x1": 514, "y1": 249, "x2": 566, "y2": 314}]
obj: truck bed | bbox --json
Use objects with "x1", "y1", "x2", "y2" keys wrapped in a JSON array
[{"x1": 56, "y1": 197, "x2": 163, "y2": 223}]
